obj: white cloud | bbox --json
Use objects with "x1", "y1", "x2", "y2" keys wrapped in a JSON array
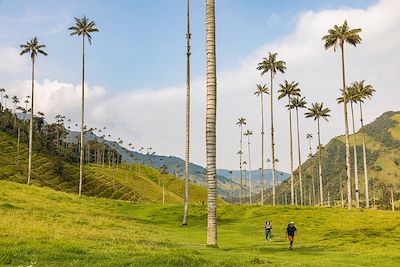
[{"x1": 3, "y1": 0, "x2": 400, "y2": 173}]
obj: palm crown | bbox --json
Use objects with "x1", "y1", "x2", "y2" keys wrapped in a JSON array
[
  {"x1": 288, "y1": 96, "x2": 307, "y2": 110},
  {"x1": 256, "y1": 52, "x2": 286, "y2": 76},
  {"x1": 20, "y1": 37, "x2": 47, "y2": 61},
  {"x1": 278, "y1": 80, "x2": 301, "y2": 100},
  {"x1": 68, "y1": 16, "x2": 99, "y2": 44},
  {"x1": 254, "y1": 84, "x2": 269, "y2": 96},
  {"x1": 236, "y1": 117, "x2": 246, "y2": 126},
  {"x1": 322, "y1": 20, "x2": 362, "y2": 51},
  {"x1": 244, "y1": 129, "x2": 253, "y2": 136},
  {"x1": 305, "y1": 102, "x2": 331, "y2": 121},
  {"x1": 351, "y1": 80, "x2": 375, "y2": 102}
]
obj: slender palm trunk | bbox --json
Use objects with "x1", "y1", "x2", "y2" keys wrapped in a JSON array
[
  {"x1": 317, "y1": 118, "x2": 323, "y2": 204},
  {"x1": 247, "y1": 134, "x2": 253, "y2": 204},
  {"x1": 312, "y1": 172, "x2": 316, "y2": 206},
  {"x1": 183, "y1": 0, "x2": 191, "y2": 225},
  {"x1": 260, "y1": 93, "x2": 265, "y2": 205},
  {"x1": 340, "y1": 180, "x2": 344, "y2": 208},
  {"x1": 390, "y1": 187, "x2": 395, "y2": 211},
  {"x1": 206, "y1": 0, "x2": 217, "y2": 247},
  {"x1": 270, "y1": 72, "x2": 276, "y2": 205},
  {"x1": 27, "y1": 59, "x2": 35, "y2": 185},
  {"x1": 341, "y1": 45, "x2": 352, "y2": 210},
  {"x1": 17, "y1": 126, "x2": 20, "y2": 165},
  {"x1": 79, "y1": 36, "x2": 85, "y2": 196},
  {"x1": 350, "y1": 101, "x2": 360, "y2": 208},
  {"x1": 288, "y1": 97, "x2": 294, "y2": 205},
  {"x1": 295, "y1": 108, "x2": 304, "y2": 205},
  {"x1": 359, "y1": 102, "x2": 369, "y2": 208},
  {"x1": 239, "y1": 125, "x2": 243, "y2": 204}
]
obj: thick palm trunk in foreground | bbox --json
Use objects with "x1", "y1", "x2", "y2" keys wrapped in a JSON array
[
  {"x1": 288, "y1": 97, "x2": 294, "y2": 205},
  {"x1": 206, "y1": 0, "x2": 217, "y2": 247}
]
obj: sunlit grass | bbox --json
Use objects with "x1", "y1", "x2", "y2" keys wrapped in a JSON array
[{"x1": 0, "y1": 180, "x2": 399, "y2": 266}]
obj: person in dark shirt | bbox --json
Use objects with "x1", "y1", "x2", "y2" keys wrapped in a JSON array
[
  {"x1": 286, "y1": 221, "x2": 297, "y2": 250},
  {"x1": 264, "y1": 221, "x2": 272, "y2": 242}
]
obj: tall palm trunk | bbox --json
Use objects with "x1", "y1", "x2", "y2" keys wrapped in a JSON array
[
  {"x1": 288, "y1": 97, "x2": 294, "y2": 205},
  {"x1": 295, "y1": 107, "x2": 304, "y2": 205},
  {"x1": 317, "y1": 118, "x2": 323, "y2": 204},
  {"x1": 247, "y1": 134, "x2": 253, "y2": 204},
  {"x1": 350, "y1": 101, "x2": 360, "y2": 208},
  {"x1": 27, "y1": 58, "x2": 35, "y2": 184},
  {"x1": 341, "y1": 45, "x2": 352, "y2": 210},
  {"x1": 17, "y1": 126, "x2": 20, "y2": 165},
  {"x1": 390, "y1": 187, "x2": 395, "y2": 211},
  {"x1": 239, "y1": 125, "x2": 243, "y2": 204},
  {"x1": 260, "y1": 93, "x2": 265, "y2": 205},
  {"x1": 79, "y1": 35, "x2": 85, "y2": 196},
  {"x1": 359, "y1": 102, "x2": 369, "y2": 208},
  {"x1": 270, "y1": 72, "x2": 276, "y2": 205},
  {"x1": 183, "y1": 0, "x2": 191, "y2": 226},
  {"x1": 206, "y1": 0, "x2": 217, "y2": 247}
]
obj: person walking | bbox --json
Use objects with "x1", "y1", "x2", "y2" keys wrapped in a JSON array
[
  {"x1": 286, "y1": 221, "x2": 297, "y2": 250},
  {"x1": 264, "y1": 221, "x2": 273, "y2": 242}
]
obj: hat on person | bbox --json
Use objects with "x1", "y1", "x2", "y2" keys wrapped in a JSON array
[{"x1": 290, "y1": 221, "x2": 294, "y2": 224}]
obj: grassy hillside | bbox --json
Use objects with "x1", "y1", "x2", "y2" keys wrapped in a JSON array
[
  {"x1": 278, "y1": 111, "x2": 400, "y2": 208},
  {"x1": 0, "y1": 130, "x2": 211, "y2": 204},
  {"x1": 0, "y1": 180, "x2": 399, "y2": 266}
]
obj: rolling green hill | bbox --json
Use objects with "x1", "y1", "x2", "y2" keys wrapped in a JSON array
[
  {"x1": 0, "y1": 180, "x2": 399, "y2": 266},
  {"x1": 277, "y1": 111, "x2": 400, "y2": 209},
  {"x1": 0, "y1": 130, "x2": 211, "y2": 204}
]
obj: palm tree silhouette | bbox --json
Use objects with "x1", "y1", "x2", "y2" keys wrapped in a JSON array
[
  {"x1": 278, "y1": 80, "x2": 300, "y2": 205},
  {"x1": 69, "y1": 16, "x2": 99, "y2": 196},
  {"x1": 20, "y1": 36, "x2": 47, "y2": 184},
  {"x1": 323, "y1": 20, "x2": 362, "y2": 210},
  {"x1": 305, "y1": 102, "x2": 331, "y2": 205},
  {"x1": 289, "y1": 96, "x2": 307, "y2": 205},
  {"x1": 254, "y1": 84, "x2": 269, "y2": 205},
  {"x1": 237, "y1": 117, "x2": 246, "y2": 204},
  {"x1": 243, "y1": 129, "x2": 253, "y2": 204},
  {"x1": 257, "y1": 52, "x2": 286, "y2": 206}
]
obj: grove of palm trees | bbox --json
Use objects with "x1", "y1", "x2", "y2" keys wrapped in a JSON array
[{"x1": 0, "y1": 1, "x2": 399, "y2": 266}]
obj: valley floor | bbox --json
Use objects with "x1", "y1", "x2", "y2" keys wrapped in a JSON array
[{"x1": 0, "y1": 180, "x2": 399, "y2": 267}]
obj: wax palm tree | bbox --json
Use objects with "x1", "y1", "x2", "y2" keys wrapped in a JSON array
[
  {"x1": 20, "y1": 36, "x2": 47, "y2": 185},
  {"x1": 257, "y1": 52, "x2": 286, "y2": 205},
  {"x1": 237, "y1": 117, "x2": 246, "y2": 204},
  {"x1": 12, "y1": 96, "x2": 19, "y2": 129},
  {"x1": 69, "y1": 16, "x2": 99, "y2": 196},
  {"x1": 353, "y1": 80, "x2": 375, "y2": 208},
  {"x1": 3, "y1": 94, "x2": 9, "y2": 110},
  {"x1": 0, "y1": 88, "x2": 5, "y2": 110},
  {"x1": 278, "y1": 80, "x2": 300, "y2": 205},
  {"x1": 244, "y1": 129, "x2": 253, "y2": 204},
  {"x1": 322, "y1": 20, "x2": 362, "y2": 210},
  {"x1": 254, "y1": 84, "x2": 269, "y2": 205},
  {"x1": 289, "y1": 96, "x2": 307, "y2": 205},
  {"x1": 183, "y1": 0, "x2": 192, "y2": 226},
  {"x1": 338, "y1": 86, "x2": 360, "y2": 208},
  {"x1": 305, "y1": 102, "x2": 331, "y2": 205},
  {"x1": 206, "y1": 0, "x2": 217, "y2": 247}
]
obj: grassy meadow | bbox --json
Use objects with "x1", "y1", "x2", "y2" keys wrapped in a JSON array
[{"x1": 1, "y1": 180, "x2": 399, "y2": 267}]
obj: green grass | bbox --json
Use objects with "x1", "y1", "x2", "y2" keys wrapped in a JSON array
[
  {"x1": 1, "y1": 180, "x2": 399, "y2": 267},
  {"x1": 0, "y1": 130, "x2": 212, "y2": 204}
]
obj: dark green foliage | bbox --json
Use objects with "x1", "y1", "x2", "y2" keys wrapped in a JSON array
[{"x1": 364, "y1": 111, "x2": 400, "y2": 148}]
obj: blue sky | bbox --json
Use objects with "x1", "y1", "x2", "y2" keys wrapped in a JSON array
[
  {"x1": 0, "y1": 0, "x2": 377, "y2": 91},
  {"x1": 2, "y1": 0, "x2": 398, "y2": 172}
]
